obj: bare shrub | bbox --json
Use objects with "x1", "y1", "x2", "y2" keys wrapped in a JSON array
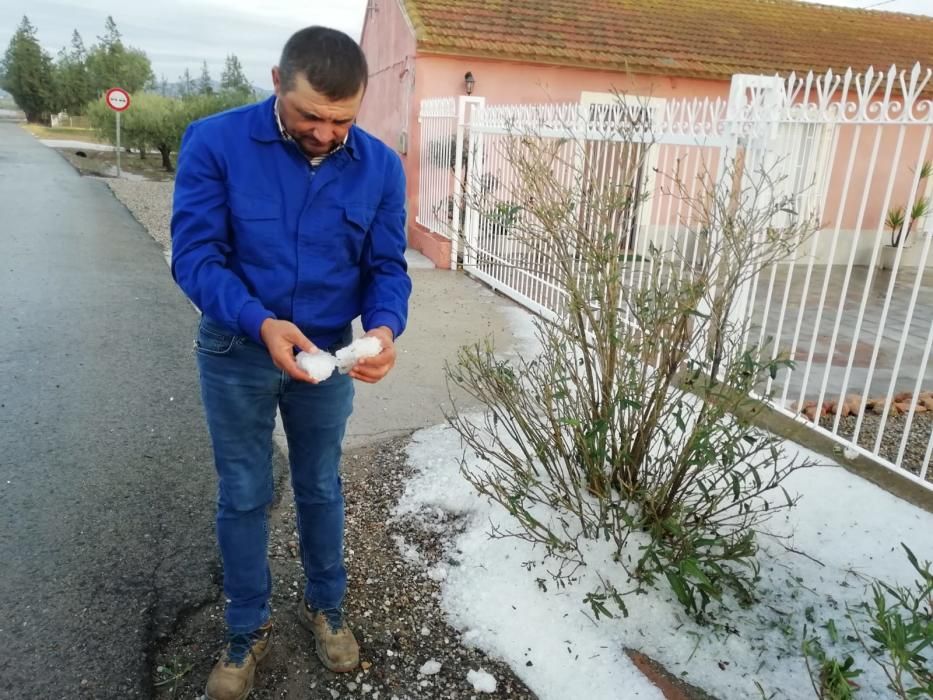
[{"x1": 446, "y1": 98, "x2": 820, "y2": 622}]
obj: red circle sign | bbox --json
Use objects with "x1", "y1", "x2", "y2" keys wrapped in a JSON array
[{"x1": 105, "y1": 87, "x2": 130, "y2": 112}]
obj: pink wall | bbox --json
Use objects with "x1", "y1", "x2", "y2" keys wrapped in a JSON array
[
  {"x1": 416, "y1": 55, "x2": 731, "y2": 105},
  {"x1": 806, "y1": 122, "x2": 933, "y2": 266},
  {"x1": 357, "y1": 0, "x2": 416, "y2": 157},
  {"x1": 404, "y1": 55, "x2": 733, "y2": 249},
  {"x1": 822, "y1": 123, "x2": 932, "y2": 230}
]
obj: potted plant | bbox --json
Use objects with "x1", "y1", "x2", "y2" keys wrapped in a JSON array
[
  {"x1": 881, "y1": 161, "x2": 932, "y2": 270},
  {"x1": 483, "y1": 201, "x2": 521, "y2": 237}
]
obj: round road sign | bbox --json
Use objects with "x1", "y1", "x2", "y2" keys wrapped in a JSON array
[{"x1": 105, "y1": 87, "x2": 130, "y2": 112}]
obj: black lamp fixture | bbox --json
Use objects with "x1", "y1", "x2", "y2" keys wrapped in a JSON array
[{"x1": 464, "y1": 71, "x2": 475, "y2": 96}]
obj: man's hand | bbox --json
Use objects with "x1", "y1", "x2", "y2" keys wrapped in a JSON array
[
  {"x1": 349, "y1": 326, "x2": 396, "y2": 384},
  {"x1": 260, "y1": 318, "x2": 318, "y2": 383}
]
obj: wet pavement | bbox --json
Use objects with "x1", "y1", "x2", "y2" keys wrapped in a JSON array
[
  {"x1": 750, "y1": 263, "x2": 933, "y2": 402},
  {"x1": 0, "y1": 122, "x2": 220, "y2": 698}
]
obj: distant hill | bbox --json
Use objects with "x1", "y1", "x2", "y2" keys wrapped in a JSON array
[{"x1": 151, "y1": 80, "x2": 272, "y2": 100}]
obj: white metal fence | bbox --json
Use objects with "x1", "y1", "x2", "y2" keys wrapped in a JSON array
[
  {"x1": 419, "y1": 66, "x2": 933, "y2": 491},
  {"x1": 416, "y1": 97, "x2": 457, "y2": 265},
  {"x1": 416, "y1": 96, "x2": 485, "y2": 269}
]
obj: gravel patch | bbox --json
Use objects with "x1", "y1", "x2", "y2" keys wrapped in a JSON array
[
  {"x1": 819, "y1": 412, "x2": 933, "y2": 482},
  {"x1": 153, "y1": 437, "x2": 536, "y2": 699},
  {"x1": 107, "y1": 179, "x2": 174, "y2": 251}
]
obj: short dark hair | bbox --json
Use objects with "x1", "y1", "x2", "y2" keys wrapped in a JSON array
[{"x1": 279, "y1": 26, "x2": 368, "y2": 100}]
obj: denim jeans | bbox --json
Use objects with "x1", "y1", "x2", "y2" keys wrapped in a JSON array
[{"x1": 195, "y1": 316, "x2": 354, "y2": 634}]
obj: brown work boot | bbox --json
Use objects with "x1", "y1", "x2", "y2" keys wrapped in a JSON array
[
  {"x1": 205, "y1": 622, "x2": 273, "y2": 700},
  {"x1": 298, "y1": 600, "x2": 360, "y2": 673}
]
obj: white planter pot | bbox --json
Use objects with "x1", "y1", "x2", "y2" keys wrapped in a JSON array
[
  {"x1": 879, "y1": 245, "x2": 899, "y2": 270},
  {"x1": 878, "y1": 243, "x2": 917, "y2": 270}
]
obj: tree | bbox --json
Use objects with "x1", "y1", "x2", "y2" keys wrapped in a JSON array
[
  {"x1": 179, "y1": 68, "x2": 193, "y2": 98},
  {"x1": 98, "y1": 15, "x2": 121, "y2": 48},
  {"x1": 197, "y1": 61, "x2": 213, "y2": 95},
  {"x1": 85, "y1": 16, "x2": 153, "y2": 96},
  {"x1": 88, "y1": 92, "x2": 178, "y2": 170},
  {"x1": 53, "y1": 30, "x2": 93, "y2": 116},
  {"x1": 1, "y1": 16, "x2": 55, "y2": 123},
  {"x1": 88, "y1": 90, "x2": 254, "y2": 172},
  {"x1": 220, "y1": 54, "x2": 253, "y2": 98}
]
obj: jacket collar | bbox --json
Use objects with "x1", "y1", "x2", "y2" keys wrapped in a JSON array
[
  {"x1": 250, "y1": 95, "x2": 360, "y2": 161},
  {"x1": 249, "y1": 97, "x2": 281, "y2": 143}
]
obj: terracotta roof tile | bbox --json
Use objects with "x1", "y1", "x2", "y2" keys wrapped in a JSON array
[{"x1": 401, "y1": 0, "x2": 933, "y2": 79}]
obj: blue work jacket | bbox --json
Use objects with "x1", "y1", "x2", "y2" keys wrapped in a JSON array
[{"x1": 170, "y1": 97, "x2": 411, "y2": 348}]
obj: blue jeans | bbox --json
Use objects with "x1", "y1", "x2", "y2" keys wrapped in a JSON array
[{"x1": 195, "y1": 317, "x2": 354, "y2": 634}]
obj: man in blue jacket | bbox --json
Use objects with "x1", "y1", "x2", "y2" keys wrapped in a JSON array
[{"x1": 171, "y1": 26, "x2": 411, "y2": 700}]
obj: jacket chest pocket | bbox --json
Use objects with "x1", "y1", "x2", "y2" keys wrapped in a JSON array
[
  {"x1": 228, "y1": 192, "x2": 283, "y2": 256},
  {"x1": 229, "y1": 192, "x2": 282, "y2": 232},
  {"x1": 315, "y1": 206, "x2": 375, "y2": 264}
]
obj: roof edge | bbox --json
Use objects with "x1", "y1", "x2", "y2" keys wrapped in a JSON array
[
  {"x1": 400, "y1": 0, "x2": 427, "y2": 42},
  {"x1": 414, "y1": 44, "x2": 929, "y2": 86},
  {"x1": 395, "y1": 0, "x2": 417, "y2": 37},
  {"x1": 413, "y1": 45, "x2": 751, "y2": 83}
]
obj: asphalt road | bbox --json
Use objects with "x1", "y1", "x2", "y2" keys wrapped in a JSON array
[{"x1": 0, "y1": 122, "x2": 220, "y2": 698}]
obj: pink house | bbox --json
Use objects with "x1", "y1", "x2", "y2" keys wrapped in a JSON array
[{"x1": 358, "y1": 0, "x2": 933, "y2": 268}]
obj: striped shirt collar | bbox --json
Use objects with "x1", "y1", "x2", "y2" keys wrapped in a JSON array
[{"x1": 274, "y1": 97, "x2": 346, "y2": 167}]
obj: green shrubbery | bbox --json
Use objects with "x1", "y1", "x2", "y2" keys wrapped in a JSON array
[{"x1": 87, "y1": 90, "x2": 254, "y2": 171}]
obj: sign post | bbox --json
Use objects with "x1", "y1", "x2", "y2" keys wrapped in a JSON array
[
  {"x1": 115, "y1": 111, "x2": 121, "y2": 176},
  {"x1": 105, "y1": 87, "x2": 131, "y2": 178}
]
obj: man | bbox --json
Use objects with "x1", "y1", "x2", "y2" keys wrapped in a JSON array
[{"x1": 171, "y1": 26, "x2": 411, "y2": 700}]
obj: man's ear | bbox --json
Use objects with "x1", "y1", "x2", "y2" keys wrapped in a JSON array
[{"x1": 271, "y1": 66, "x2": 281, "y2": 94}]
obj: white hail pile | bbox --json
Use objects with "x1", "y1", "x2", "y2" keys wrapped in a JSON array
[{"x1": 297, "y1": 336, "x2": 382, "y2": 381}]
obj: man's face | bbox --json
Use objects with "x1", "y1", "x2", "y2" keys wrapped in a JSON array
[{"x1": 272, "y1": 68, "x2": 363, "y2": 157}]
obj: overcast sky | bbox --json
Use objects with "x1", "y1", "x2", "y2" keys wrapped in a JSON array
[
  {"x1": 0, "y1": 0, "x2": 930, "y2": 90},
  {"x1": 0, "y1": 0, "x2": 369, "y2": 89}
]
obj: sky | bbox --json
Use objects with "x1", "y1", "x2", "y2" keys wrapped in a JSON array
[
  {"x1": 0, "y1": 0, "x2": 930, "y2": 90},
  {"x1": 0, "y1": 0, "x2": 369, "y2": 90}
]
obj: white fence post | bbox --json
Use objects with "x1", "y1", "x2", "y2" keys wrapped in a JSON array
[
  {"x1": 462, "y1": 103, "x2": 486, "y2": 271},
  {"x1": 723, "y1": 74, "x2": 786, "y2": 360},
  {"x1": 453, "y1": 96, "x2": 485, "y2": 270}
]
